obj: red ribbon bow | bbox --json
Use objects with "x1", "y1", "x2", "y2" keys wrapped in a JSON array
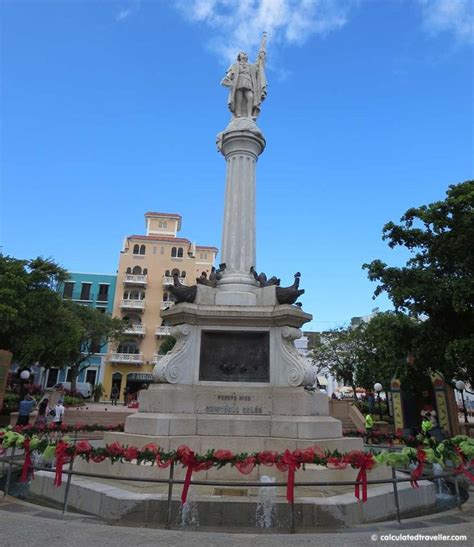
[
  {"x1": 346, "y1": 452, "x2": 374, "y2": 503},
  {"x1": 20, "y1": 438, "x2": 34, "y2": 483},
  {"x1": 276, "y1": 450, "x2": 301, "y2": 504},
  {"x1": 54, "y1": 441, "x2": 70, "y2": 487},
  {"x1": 454, "y1": 447, "x2": 474, "y2": 482},
  {"x1": 410, "y1": 449, "x2": 426, "y2": 489}
]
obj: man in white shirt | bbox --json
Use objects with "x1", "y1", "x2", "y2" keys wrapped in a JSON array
[{"x1": 53, "y1": 400, "x2": 65, "y2": 426}]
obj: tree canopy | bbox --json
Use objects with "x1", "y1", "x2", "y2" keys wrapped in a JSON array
[{"x1": 363, "y1": 180, "x2": 474, "y2": 385}]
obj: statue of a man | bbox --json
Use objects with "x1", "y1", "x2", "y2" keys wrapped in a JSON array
[{"x1": 221, "y1": 33, "x2": 267, "y2": 120}]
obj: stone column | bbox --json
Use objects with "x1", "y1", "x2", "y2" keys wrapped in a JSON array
[{"x1": 218, "y1": 118, "x2": 265, "y2": 294}]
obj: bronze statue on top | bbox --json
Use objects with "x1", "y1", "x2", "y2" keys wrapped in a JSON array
[
  {"x1": 169, "y1": 272, "x2": 197, "y2": 304},
  {"x1": 196, "y1": 263, "x2": 227, "y2": 288},
  {"x1": 276, "y1": 272, "x2": 305, "y2": 305},
  {"x1": 250, "y1": 266, "x2": 280, "y2": 287}
]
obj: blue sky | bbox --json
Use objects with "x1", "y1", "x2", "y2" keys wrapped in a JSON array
[{"x1": 2, "y1": 0, "x2": 473, "y2": 330}]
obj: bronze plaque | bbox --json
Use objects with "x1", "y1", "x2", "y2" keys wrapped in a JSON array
[{"x1": 199, "y1": 331, "x2": 270, "y2": 382}]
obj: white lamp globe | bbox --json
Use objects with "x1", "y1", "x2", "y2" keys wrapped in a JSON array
[
  {"x1": 455, "y1": 380, "x2": 465, "y2": 391},
  {"x1": 20, "y1": 370, "x2": 30, "y2": 381},
  {"x1": 374, "y1": 382, "x2": 383, "y2": 393}
]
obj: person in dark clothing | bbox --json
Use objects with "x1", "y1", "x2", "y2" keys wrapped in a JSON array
[
  {"x1": 111, "y1": 385, "x2": 119, "y2": 406},
  {"x1": 123, "y1": 385, "x2": 130, "y2": 406},
  {"x1": 17, "y1": 394, "x2": 36, "y2": 426}
]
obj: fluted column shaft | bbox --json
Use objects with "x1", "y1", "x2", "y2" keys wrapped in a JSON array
[{"x1": 219, "y1": 129, "x2": 265, "y2": 286}]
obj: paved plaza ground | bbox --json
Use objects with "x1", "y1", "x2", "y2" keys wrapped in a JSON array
[{"x1": 1, "y1": 487, "x2": 473, "y2": 547}]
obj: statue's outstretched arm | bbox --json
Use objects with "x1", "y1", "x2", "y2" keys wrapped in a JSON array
[{"x1": 221, "y1": 66, "x2": 235, "y2": 88}]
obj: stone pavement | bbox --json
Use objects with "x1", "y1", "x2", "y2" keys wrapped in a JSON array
[{"x1": 0, "y1": 492, "x2": 473, "y2": 547}]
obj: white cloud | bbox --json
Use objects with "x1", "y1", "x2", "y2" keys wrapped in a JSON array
[
  {"x1": 115, "y1": 0, "x2": 141, "y2": 23},
  {"x1": 175, "y1": 0, "x2": 352, "y2": 63},
  {"x1": 419, "y1": 0, "x2": 474, "y2": 44}
]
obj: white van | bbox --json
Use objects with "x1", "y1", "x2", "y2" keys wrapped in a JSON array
[{"x1": 54, "y1": 382, "x2": 92, "y2": 399}]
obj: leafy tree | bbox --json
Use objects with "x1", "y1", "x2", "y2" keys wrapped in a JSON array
[
  {"x1": 354, "y1": 312, "x2": 421, "y2": 389},
  {"x1": 61, "y1": 302, "x2": 126, "y2": 393},
  {"x1": 158, "y1": 335, "x2": 176, "y2": 355},
  {"x1": 310, "y1": 327, "x2": 364, "y2": 394},
  {"x1": 0, "y1": 255, "x2": 70, "y2": 363},
  {"x1": 364, "y1": 181, "x2": 474, "y2": 385}
]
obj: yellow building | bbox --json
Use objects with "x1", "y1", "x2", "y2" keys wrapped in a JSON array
[{"x1": 103, "y1": 212, "x2": 217, "y2": 401}]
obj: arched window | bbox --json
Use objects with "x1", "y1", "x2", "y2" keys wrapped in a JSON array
[
  {"x1": 126, "y1": 267, "x2": 132, "y2": 274},
  {"x1": 132, "y1": 266, "x2": 142, "y2": 275},
  {"x1": 177, "y1": 247, "x2": 184, "y2": 258},
  {"x1": 163, "y1": 292, "x2": 169, "y2": 301},
  {"x1": 143, "y1": 268, "x2": 148, "y2": 275},
  {"x1": 130, "y1": 290, "x2": 144, "y2": 300},
  {"x1": 181, "y1": 271, "x2": 186, "y2": 278},
  {"x1": 133, "y1": 244, "x2": 139, "y2": 254},
  {"x1": 171, "y1": 247, "x2": 177, "y2": 258},
  {"x1": 165, "y1": 269, "x2": 170, "y2": 276},
  {"x1": 123, "y1": 291, "x2": 129, "y2": 299},
  {"x1": 171, "y1": 268, "x2": 180, "y2": 277},
  {"x1": 140, "y1": 245, "x2": 146, "y2": 255}
]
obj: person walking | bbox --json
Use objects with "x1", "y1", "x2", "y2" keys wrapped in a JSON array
[
  {"x1": 34, "y1": 398, "x2": 50, "y2": 427},
  {"x1": 16, "y1": 394, "x2": 37, "y2": 426},
  {"x1": 365, "y1": 413, "x2": 374, "y2": 444},
  {"x1": 52, "y1": 399, "x2": 65, "y2": 427},
  {"x1": 111, "y1": 385, "x2": 119, "y2": 406}
]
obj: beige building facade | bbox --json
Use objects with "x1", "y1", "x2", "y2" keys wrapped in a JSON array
[{"x1": 103, "y1": 212, "x2": 217, "y2": 401}]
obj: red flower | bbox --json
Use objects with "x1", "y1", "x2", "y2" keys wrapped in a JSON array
[
  {"x1": 123, "y1": 447, "x2": 139, "y2": 461},
  {"x1": 106, "y1": 442, "x2": 124, "y2": 457},
  {"x1": 214, "y1": 449, "x2": 234, "y2": 461},
  {"x1": 90, "y1": 452, "x2": 107, "y2": 463},
  {"x1": 327, "y1": 457, "x2": 348, "y2": 469},
  {"x1": 235, "y1": 456, "x2": 256, "y2": 475},
  {"x1": 293, "y1": 447, "x2": 315, "y2": 464},
  {"x1": 75, "y1": 440, "x2": 92, "y2": 455},
  {"x1": 142, "y1": 443, "x2": 159, "y2": 455},
  {"x1": 257, "y1": 451, "x2": 278, "y2": 466}
]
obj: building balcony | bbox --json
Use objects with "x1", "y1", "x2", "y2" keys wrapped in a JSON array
[
  {"x1": 160, "y1": 301, "x2": 175, "y2": 310},
  {"x1": 162, "y1": 276, "x2": 186, "y2": 287},
  {"x1": 155, "y1": 326, "x2": 172, "y2": 337},
  {"x1": 121, "y1": 299, "x2": 145, "y2": 310},
  {"x1": 123, "y1": 274, "x2": 148, "y2": 286},
  {"x1": 109, "y1": 353, "x2": 144, "y2": 364},
  {"x1": 123, "y1": 324, "x2": 146, "y2": 336}
]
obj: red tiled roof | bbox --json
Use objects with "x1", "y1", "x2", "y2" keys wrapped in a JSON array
[
  {"x1": 196, "y1": 246, "x2": 219, "y2": 251},
  {"x1": 145, "y1": 212, "x2": 182, "y2": 218},
  {"x1": 128, "y1": 235, "x2": 191, "y2": 244}
]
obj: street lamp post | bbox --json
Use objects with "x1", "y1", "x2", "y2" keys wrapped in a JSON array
[
  {"x1": 19, "y1": 369, "x2": 31, "y2": 400},
  {"x1": 374, "y1": 382, "x2": 383, "y2": 421},
  {"x1": 455, "y1": 380, "x2": 469, "y2": 424}
]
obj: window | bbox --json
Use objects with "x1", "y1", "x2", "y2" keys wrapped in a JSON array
[
  {"x1": 86, "y1": 369, "x2": 97, "y2": 386},
  {"x1": 181, "y1": 271, "x2": 186, "y2": 278},
  {"x1": 143, "y1": 268, "x2": 148, "y2": 275},
  {"x1": 158, "y1": 220, "x2": 168, "y2": 228},
  {"x1": 171, "y1": 247, "x2": 177, "y2": 257},
  {"x1": 133, "y1": 244, "x2": 140, "y2": 254},
  {"x1": 153, "y1": 246, "x2": 157, "y2": 254},
  {"x1": 80, "y1": 283, "x2": 92, "y2": 300},
  {"x1": 98, "y1": 284, "x2": 109, "y2": 302},
  {"x1": 163, "y1": 292, "x2": 169, "y2": 301},
  {"x1": 160, "y1": 247, "x2": 164, "y2": 255},
  {"x1": 66, "y1": 368, "x2": 72, "y2": 382},
  {"x1": 165, "y1": 269, "x2": 170, "y2": 276},
  {"x1": 140, "y1": 245, "x2": 146, "y2": 255},
  {"x1": 117, "y1": 340, "x2": 139, "y2": 354},
  {"x1": 171, "y1": 268, "x2": 180, "y2": 276},
  {"x1": 132, "y1": 265, "x2": 142, "y2": 275},
  {"x1": 177, "y1": 247, "x2": 184, "y2": 258},
  {"x1": 63, "y1": 282, "x2": 74, "y2": 298},
  {"x1": 126, "y1": 267, "x2": 132, "y2": 274},
  {"x1": 46, "y1": 368, "x2": 59, "y2": 388}
]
